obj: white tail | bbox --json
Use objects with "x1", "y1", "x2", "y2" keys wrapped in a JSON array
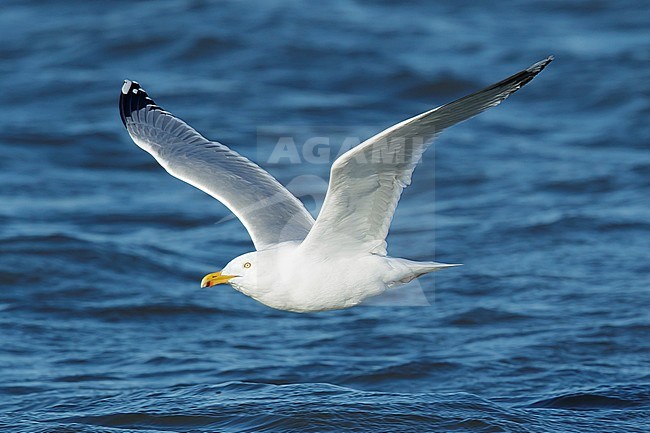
[{"x1": 387, "y1": 258, "x2": 462, "y2": 286}]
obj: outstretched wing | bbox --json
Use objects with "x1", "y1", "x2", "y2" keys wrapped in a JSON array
[
  {"x1": 119, "y1": 80, "x2": 314, "y2": 250},
  {"x1": 301, "y1": 57, "x2": 553, "y2": 255}
]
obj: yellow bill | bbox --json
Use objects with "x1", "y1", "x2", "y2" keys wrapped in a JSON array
[{"x1": 201, "y1": 271, "x2": 235, "y2": 288}]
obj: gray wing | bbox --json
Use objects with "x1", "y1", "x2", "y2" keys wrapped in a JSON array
[
  {"x1": 119, "y1": 80, "x2": 314, "y2": 251},
  {"x1": 300, "y1": 57, "x2": 553, "y2": 255}
]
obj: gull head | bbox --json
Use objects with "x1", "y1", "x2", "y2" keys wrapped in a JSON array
[{"x1": 201, "y1": 251, "x2": 263, "y2": 291}]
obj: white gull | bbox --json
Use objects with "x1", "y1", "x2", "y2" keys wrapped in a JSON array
[{"x1": 119, "y1": 56, "x2": 553, "y2": 312}]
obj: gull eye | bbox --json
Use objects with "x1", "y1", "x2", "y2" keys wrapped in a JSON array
[{"x1": 243, "y1": 262, "x2": 252, "y2": 268}]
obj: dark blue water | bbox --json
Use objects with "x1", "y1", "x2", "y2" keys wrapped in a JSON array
[{"x1": 1, "y1": 0, "x2": 649, "y2": 431}]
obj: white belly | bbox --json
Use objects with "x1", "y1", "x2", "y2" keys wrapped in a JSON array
[{"x1": 251, "y1": 247, "x2": 393, "y2": 312}]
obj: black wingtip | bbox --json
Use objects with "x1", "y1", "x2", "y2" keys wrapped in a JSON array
[
  {"x1": 119, "y1": 80, "x2": 163, "y2": 127},
  {"x1": 479, "y1": 55, "x2": 554, "y2": 97},
  {"x1": 527, "y1": 55, "x2": 554, "y2": 74},
  {"x1": 518, "y1": 55, "x2": 554, "y2": 85}
]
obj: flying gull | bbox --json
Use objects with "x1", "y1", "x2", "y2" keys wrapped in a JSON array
[{"x1": 119, "y1": 56, "x2": 553, "y2": 312}]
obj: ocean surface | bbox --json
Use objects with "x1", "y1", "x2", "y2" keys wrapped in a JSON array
[{"x1": 1, "y1": 0, "x2": 649, "y2": 431}]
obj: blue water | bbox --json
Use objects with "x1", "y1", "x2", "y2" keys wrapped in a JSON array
[{"x1": 1, "y1": 0, "x2": 649, "y2": 431}]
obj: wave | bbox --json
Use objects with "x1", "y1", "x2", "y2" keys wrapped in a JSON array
[
  {"x1": 442, "y1": 307, "x2": 530, "y2": 326},
  {"x1": 35, "y1": 382, "x2": 530, "y2": 433},
  {"x1": 528, "y1": 385, "x2": 650, "y2": 411},
  {"x1": 507, "y1": 214, "x2": 650, "y2": 236},
  {"x1": 0, "y1": 233, "x2": 172, "y2": 277},
  {"x1": 5, "y1": 382, "x2": 649, "y2": 432}
]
